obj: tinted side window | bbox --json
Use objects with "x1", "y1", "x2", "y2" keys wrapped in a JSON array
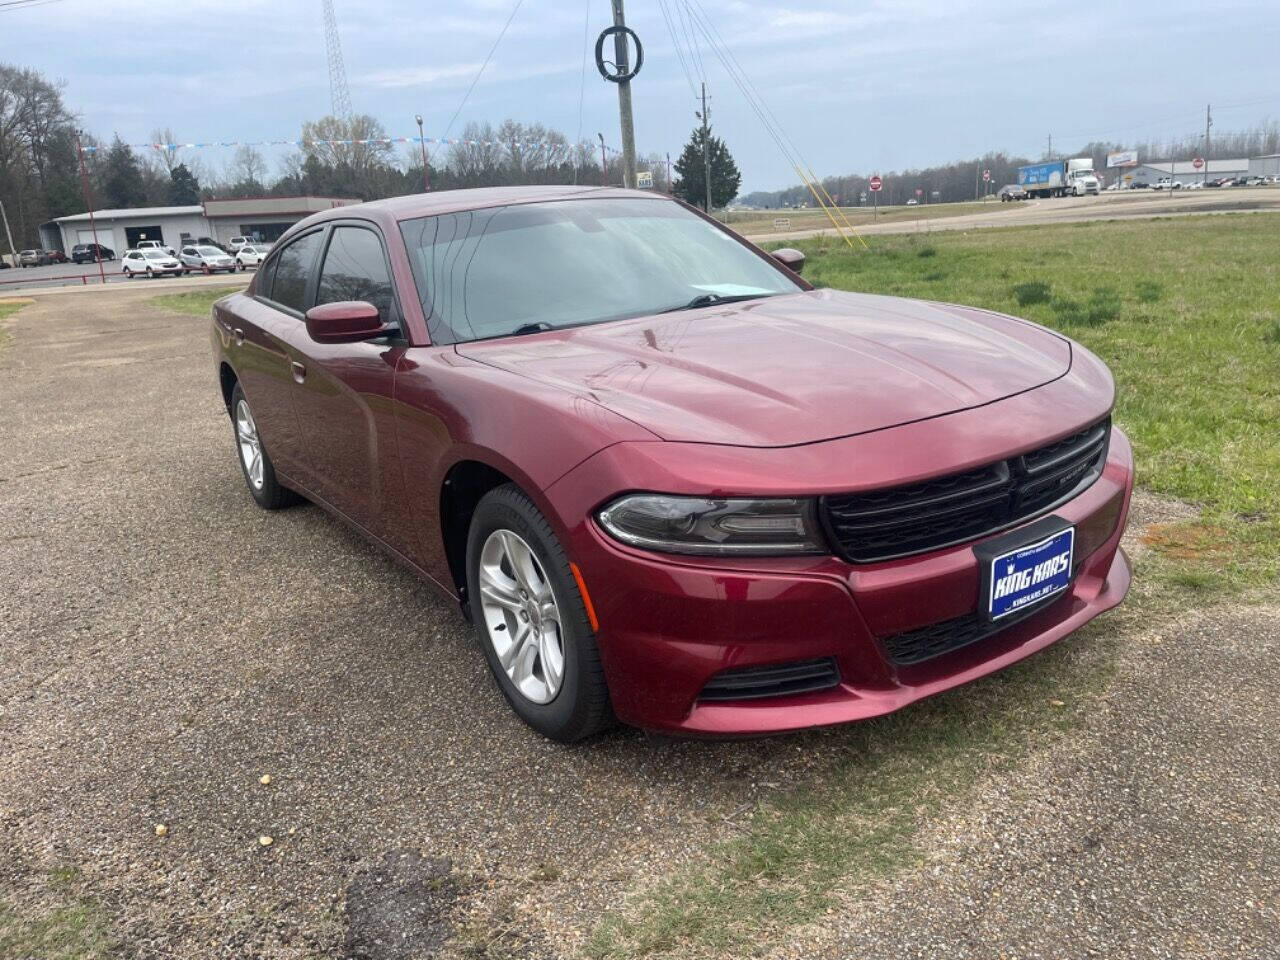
[
  {"x1": 269, "y1": 231, "x2": 323, "y2": 313},
  {"x1": 316, "y1": 227, "x2": 395, "y2": 324}
]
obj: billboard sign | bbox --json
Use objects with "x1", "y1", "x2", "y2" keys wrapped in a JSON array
[{"x1": 1106, "y1": 150, "x2": 1138, "y2": 168}]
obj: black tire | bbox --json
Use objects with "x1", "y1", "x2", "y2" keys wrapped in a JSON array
[
  {"x1": 228, "y1": 382, "x2": 300, "y2": 510},
  {"x1": 465, "y1": 484, "x2": 613, "y2": 742}
]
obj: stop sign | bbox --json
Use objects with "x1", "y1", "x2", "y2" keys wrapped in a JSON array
[
  {"x1": 869, "y1": 176, "x2": 882, "y2": 192},
  {"x1": 1193, "y1": 157, "x2": 1204, "y2": 169},
  {"x1": 915, "y1": 188, "x2": 923, "y2": 196},
  {"x1": 983, "y1": 168, "x2": 991, "y2": 182}
]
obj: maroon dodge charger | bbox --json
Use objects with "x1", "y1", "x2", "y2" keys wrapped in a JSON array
[{"x1": 210, "y1": 186, "x2": 1133, "y2": 741}]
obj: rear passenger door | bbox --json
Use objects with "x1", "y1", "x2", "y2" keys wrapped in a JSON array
[
  {"x1": 231, "y1": 229, "x2": 325, "y2": 482},
  {"x1": 276, "y1": 222, "x2": 408, "y2": 545}
]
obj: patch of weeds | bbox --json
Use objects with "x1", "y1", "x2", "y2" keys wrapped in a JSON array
[
  {"x1": 916, "y1": 245, "x2": 937, "y2": 258},
  {"x1": 0, "y1": 892, "x2": 115, "y2": 960},
  {"x1": 922, "y1": 271, "x2": 947, "y2": 282},
  {"x1": 1134, "y1": 279, "x2": 1164, "y2": 304},
  {"x1": 1012, "y1": 281, "x2": 1052, "y2": 306},
  {"x1": 1051, "y1": 297, "x2": 1083, "y2": 324},
  {"x1": 1052, "y1": 288, "x2": 1121, "y2": 326},
  {"x1": 1264, "y1": 318, "x2": 1280, "y2": 344}
]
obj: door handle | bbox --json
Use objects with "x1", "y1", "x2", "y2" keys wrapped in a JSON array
[
  {"x1": 291, "y1": 361, "x2": 306, "y2": 383},
  {"x1": 232, "y1": 327, "x2": 244, "y2": 346}
]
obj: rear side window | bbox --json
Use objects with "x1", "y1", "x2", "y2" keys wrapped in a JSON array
[
  {"x1": 269, "y1": 231, "x2": 322, "y2": 313},
  {"x1": 315, "y1": 227, "x2": 395, "y2": 324}
]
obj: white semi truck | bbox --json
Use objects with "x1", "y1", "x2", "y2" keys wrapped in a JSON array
[{"x1": 1017, "y1": 158, "x2": 1100, "y2": 198}]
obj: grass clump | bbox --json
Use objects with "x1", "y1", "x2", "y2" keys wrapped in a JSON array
[{"x1": 1012, "y1": 281, "x2": 1052, "y2": 306}]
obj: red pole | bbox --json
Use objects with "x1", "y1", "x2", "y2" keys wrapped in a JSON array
[{"x1": 75, "y1": 131, "x2": 107, "y2": 285}]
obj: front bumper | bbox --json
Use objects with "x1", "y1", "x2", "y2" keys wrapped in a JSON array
[{"x1": 554, "y1": 427, "x2": 1134, "y2": 735}]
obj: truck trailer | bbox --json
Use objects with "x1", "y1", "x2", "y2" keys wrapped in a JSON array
[{"x1": 1017, "y1": 158, "x2": 1099, "y2": 198}]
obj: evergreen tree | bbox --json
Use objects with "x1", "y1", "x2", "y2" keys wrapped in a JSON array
[
  {"x1": 673, "y1": 126, "x2": 741, "y2": 211},
  {"x1": 168, "y1": 163, "x2": 201, "y2": 204},
  {"x1": 101, "y1": 135, "x2": 146, "y2": 208}
]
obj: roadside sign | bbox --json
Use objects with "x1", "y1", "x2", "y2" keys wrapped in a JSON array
[
  {"x1": 915, "y1": 188, "x2": 923, "y2": 196},
  {"x1": 982, "y1": 169, "x2": 991, "y2": 182},
  {"x1": 636, "y1": 170, "x2": 654, "y2": 188},
  {"x1": 773, "y1": 217, "x2": 791, "y2": 230},
  {"x1": 1107, "y1": 150, "x2": 1139, "y2": 168},
  {"x1": 869, "y1": 176, "x2": 882, "y2": 192},
  {"x1": 1192, "y1": 157, "x2": 1204, "y2": 170}
]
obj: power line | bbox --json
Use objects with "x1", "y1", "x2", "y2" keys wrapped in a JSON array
[
  {"x1": 673, "y1": 0, "x2": 707, "y2": 84},
  {"x1": 0, "y1": 0, "x2": 71, "y2": 11},
  {"x1": 655, "y1": 0, "x2": 698, "y2": 98},
  {"x1": 441, "y1": 0, "x2": 525, "y2": 141}
]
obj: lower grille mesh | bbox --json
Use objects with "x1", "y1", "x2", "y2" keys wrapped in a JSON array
[{"x1": 699, "y1": 658, "x2": 840, "y2": 702}]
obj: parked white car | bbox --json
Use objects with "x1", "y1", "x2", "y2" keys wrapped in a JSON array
[
  {"x1": 228, "y1": 236, "x2": 251, "y2": 252},
  {"x1": 136, "y1": 239, "x2": 176, "y2": 256},
  {"x1": 234, "y1": 244, "x2": 269, "y2": 270},
  {"x1": 122, "y1": 248, "x2": 184, "y2": 278},
  {"x1": 1152, "y1": 177, "x2": 1183, "y2": 190},
  {"x1": 179, "y1": 244, "x2": 237, "y2": 274}
]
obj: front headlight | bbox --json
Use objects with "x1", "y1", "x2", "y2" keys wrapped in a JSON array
[{"x1": 596, "y1": 494, "x2": 827, "y2": 556}]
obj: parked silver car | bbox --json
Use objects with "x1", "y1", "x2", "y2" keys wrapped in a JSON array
[{"x1": 179, "y1": 245, "x2": 237, "y2": 275}]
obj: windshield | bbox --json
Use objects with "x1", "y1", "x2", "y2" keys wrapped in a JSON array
[
  {"x1": 143, "y1": 250, "x2": 169, "y2": 260},
  {"x1": 197, "y1": 246, "x2": 223, "y2": 256},
  {"x1": 399, "y1": 197, "x2": 801, "y2": 345}
]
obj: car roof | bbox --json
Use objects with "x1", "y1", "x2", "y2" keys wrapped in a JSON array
[{"x1": 307, "y1": 185, "x2": 664, "y2": 226}]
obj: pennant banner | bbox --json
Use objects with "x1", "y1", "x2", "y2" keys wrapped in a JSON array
[{"x1": 80, "y1": 136, "x2": 626, "y2": 156}]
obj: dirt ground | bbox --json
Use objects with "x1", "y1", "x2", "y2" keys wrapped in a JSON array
[{"x1": 2, "y1": 288, "x2": 1275, "y2": 959}]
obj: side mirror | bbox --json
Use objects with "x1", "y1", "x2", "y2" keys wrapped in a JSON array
[
  {"x1": 304, "y1": 301, "x2": 394, "y2": 344},
  {"x1": 771, "y1": 247, "x2": 805, "y2": 275}
]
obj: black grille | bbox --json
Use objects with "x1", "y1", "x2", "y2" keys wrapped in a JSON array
[
  {"x1": 698, "y1": 658, "x2": 840, "y2": 702},
  {"x1": 882, "y1": 594, "x2": 1067, "y2": 666},
  {"x1": 821, "y1": 418, "x2": 1110, "y2": 563}
]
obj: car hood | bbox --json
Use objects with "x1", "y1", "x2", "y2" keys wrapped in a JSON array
[{"x1": 455, "y1": 289, "x2": 1072, "y2": 448}]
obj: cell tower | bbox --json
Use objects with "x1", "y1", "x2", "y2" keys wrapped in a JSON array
[{"x1": 321, "y1": 0, "x2": 353, "y2": 120}]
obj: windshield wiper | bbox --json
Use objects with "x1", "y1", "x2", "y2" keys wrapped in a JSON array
[
  {"x1": 510, "y1": 321, "x2": 558, "y2": 336},
  {"x1": 660, "y1": 292, "x2": 774, "y2": 313}
]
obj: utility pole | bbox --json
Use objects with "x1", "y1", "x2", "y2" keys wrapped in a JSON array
[
  {"x1": 414, "y1": 115, "x2": 431, "y2": 192},
  {"x1": 665, "y1": 152, "x2": 673, "y2": 194},
  {"x1": 1047, "y1": 134, "x2": 1052, "y2": 160},
  {"x1": 0, "y1": 200, "x2": 16, "y2": 269},
  {"x1": 1204, "y1": 103, "x2": 1212, "y2": 184},
  {"x1": 74, "y1": 131, "x2": 106, "y2": 286},
  {"x1": 699, "y1": 82, "x2": 712, "y2": 214},
  {"x1": 610, "y1": 0, "x2": 638, "y2": 188},
  {"x1": 598, "y1": 133, "x2": 608, "y2": 186}
]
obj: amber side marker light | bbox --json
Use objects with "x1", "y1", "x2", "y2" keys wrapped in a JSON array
[{"x1": 569, "y1": 562, "x2": 600, "y2": 632}]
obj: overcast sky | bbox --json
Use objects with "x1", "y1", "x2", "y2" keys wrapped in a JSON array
[{"x1": 8, "y1": 0, "x2": 1280, "y2": 191}]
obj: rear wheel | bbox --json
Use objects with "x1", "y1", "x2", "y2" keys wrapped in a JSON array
[
  {"x1": 466, "y1": 485, "x2": 612, "y2": 742},
  {"x1": 229, "y1": 382, "x2": 299, "y2": 510}
]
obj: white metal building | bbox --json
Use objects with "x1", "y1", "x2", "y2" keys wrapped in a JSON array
[
  {"x1": 1249, "y1": 154, "x2": 1280, "y2": 177},
  {"x1": 44, "y1": 196, "x2": 360, "y2": 254},
  {"x1": 1123, "y1": 158, "x2": 1249, "y2": 185}
]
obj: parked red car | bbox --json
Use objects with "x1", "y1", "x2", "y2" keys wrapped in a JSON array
[{"x1": 210, "y1": 186, "x2": 1133, "y2": 741}]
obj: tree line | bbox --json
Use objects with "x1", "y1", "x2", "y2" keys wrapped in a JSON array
[
  {"x1": 0, "y1": 61, "x2": 679, "y2": 249},
  {"x1": 741, "y1": 123, "x2": 1280, "y2": 209}
]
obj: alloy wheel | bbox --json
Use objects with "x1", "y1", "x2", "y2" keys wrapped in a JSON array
[
  {"x1": 477, "y1": 529, "x2": 566, "y2": 704},
  {"x1": 235, "y1": 399, "x2": 264, "y2": 490}
]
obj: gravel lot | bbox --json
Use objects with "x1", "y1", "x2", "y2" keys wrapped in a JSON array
[
  {"x1": 2, "y1": 288, "x2": 1275, "y2": 959},
  {"x1": 0, "y1": 288, "x2": 885, "y2": 957}
]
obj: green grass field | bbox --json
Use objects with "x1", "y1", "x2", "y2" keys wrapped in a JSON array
[
  {"x1": 586, "y1": 213, "x2": 1279, "y2": 959},
  {"x1": 0, "y1": 298, "x2": 33, "y2": 354},
  {"x1": 147, "y1": 286, "x2": 244, "y2": 318},
  {"x1": 729, "y1": 199, "x2": 1011, "y2": 237}
]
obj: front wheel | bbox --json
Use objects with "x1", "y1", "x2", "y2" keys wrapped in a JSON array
[{"x1": 466, "y1": 485, "x2": 613, "y2": 742}]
